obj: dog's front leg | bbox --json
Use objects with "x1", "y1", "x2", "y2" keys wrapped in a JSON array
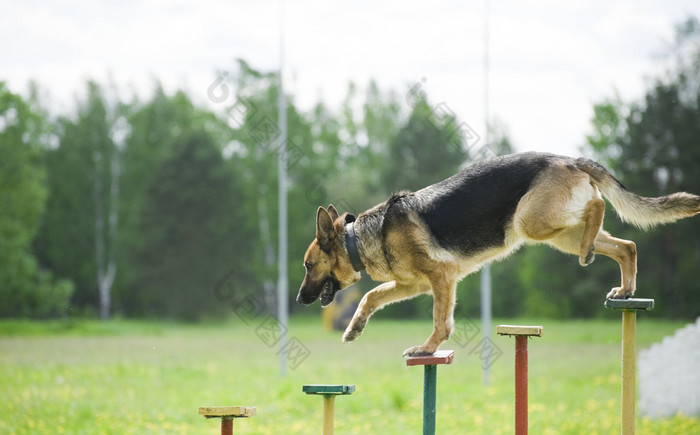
[
  {"x1": 403, "y1": 273, "x2": 457, "y2": 356},
  {"x1": 343, "y1": 280, "x2": 428, "y2": 343}
]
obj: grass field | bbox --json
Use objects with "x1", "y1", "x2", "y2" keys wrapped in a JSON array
[{"x1": 1, "y1": 316, "x2": 698, "y2": 434}]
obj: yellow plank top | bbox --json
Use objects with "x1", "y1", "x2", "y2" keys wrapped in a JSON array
[
  {"x1": 198, "y1": 406, "x2": 256, "y2": 418},
  {"x1": 496, "y1": 325, "x2": 543, "y2": 337}
]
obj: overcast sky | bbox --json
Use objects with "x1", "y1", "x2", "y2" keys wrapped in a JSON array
[{"x1": 3, "y1": 0, "x2": 699, "y2": 157}]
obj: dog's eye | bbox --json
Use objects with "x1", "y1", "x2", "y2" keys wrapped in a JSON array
[{"x1": 304, "y1": 261, "x2": 313, "y2": 271}]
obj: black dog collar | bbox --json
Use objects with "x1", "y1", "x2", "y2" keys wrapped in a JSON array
[{"x1": 344, "y1": 222, "x2": 365, "y2": 272}]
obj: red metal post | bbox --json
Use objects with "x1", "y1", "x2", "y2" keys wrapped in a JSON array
[
  {"x1": 221, "y1": 418, "x2": 233, "y2": 435},
  {"x1": 514, "y1": 335, "x2": 528, "y2": 435},
  {"x1": 198, "y1": 406, "x2": 255, "y2": 434},
  {"x1": 497, "y1": 325, "x2": 542, "y2": 435}
]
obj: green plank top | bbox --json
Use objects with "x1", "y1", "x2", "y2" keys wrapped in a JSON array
[
  {"x1": 198, "y1": 406, "x2": 256, "y2": 418},
  {"x1": 604, "y1": 298, "x2": 655, "y2": 311},
  {"x1": 302, "y1": 384, "x2": 355, "y2": 395}
]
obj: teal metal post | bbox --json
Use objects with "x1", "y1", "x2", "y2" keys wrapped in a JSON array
[
  {"x1": 406, "y1": 350, "x2": 454, "y2": 435},
  {"x1": 423, "y1": 364, "x2": 437, "y2": 434}
]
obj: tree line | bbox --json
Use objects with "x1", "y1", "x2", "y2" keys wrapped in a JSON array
[{"x1": 2, "y1": 18, "x2": 699, "y2": 320}]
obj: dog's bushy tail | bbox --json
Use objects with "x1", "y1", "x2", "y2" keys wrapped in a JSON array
[{"x1": 576, "y1": 158, "x2": 700, "y2": 230}]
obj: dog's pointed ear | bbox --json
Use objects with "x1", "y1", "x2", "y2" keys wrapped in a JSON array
[
  {"x1": 316, "y1": 206, "x2": 335, "y2": 247},
  {"x1": 327, "y1": 204, "x2": 340, "y2": 222}
]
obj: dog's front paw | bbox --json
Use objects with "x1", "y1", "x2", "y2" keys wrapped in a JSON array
[
  {"x1": 342, "y1": 318, "x2": 366, "y2": 343},
  {"x1": 606, "y1": 287, "x2": 634, "y2": 299},
  {"x1": 342, "y1": 327, "x2": 362, "y2": 343},
  {"x1": 402, "y1": 345, "x2": 436, "y2": 357}
]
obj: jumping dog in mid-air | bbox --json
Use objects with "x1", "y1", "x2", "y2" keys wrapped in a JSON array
[{"x1": 296, "y1": 152, "x2": 700, "y2": 356}]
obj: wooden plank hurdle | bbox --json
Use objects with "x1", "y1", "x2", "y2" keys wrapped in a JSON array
[
  {"x1": 302, "y1": 384, "x2": 355, "y2": 435},
  {"x1": 405, "y1": 350, "x2": 455, "y2": 435},
  {"x1": 198, "y1": 406, "x2": 256, "y2": 435},
  {"x1": 497, "y1": 325, "x2": 543, "y2": 435},
  {"x1": 604, "y1": 298, "x2": 654, "y2": 435}
]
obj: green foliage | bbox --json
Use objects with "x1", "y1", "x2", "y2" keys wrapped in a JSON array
[
  {"x1": 383, "y1": 98, "x2": 467, "y2": 192},
  {"x1": 585, "y1": 17, "x2": 700, "y2": 317},
  {"x1": 0, "y1": 85, "x2": 46, "y2": 244},
  {"x1": 0, "y1": 83, "x2": 73, "y2": 318},
  {"x1": 117, "y1": 86, "x2": 250, "y2": 320},
  {"x1": 36, "y1": 81, "x2": 117, "y2": 311},
  {"x1": 127, "y1": 132, "x2": 250, "y2": 320},
  {"x1": 331, "y1": 81, "x2": 404, "y2": 210},
  {"x1": 4, "y1": 17, "x2": 700, "y2": 320}
]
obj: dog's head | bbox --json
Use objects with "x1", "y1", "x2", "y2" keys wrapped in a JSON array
[{"x1": 296, "y1": 205, "x2": 361, "y2": 307}]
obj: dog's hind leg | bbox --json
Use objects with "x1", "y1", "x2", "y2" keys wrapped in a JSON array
[
  {"x1": 547, "y1": 225, "x2": 637, "y2": 299},
  {"x1": 342, "y1": 280, "x2": 430, "y2": 343},
  {"x1": 579, "y1": 198, "x2": 606, "y2": 266},
  {"x1": 593, "y1": 232, "x2": 637, "y2": 299}
]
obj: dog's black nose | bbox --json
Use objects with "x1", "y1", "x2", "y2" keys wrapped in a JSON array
[{"x1": 296, "y1": 290, "x2": 318, "y2": 305}]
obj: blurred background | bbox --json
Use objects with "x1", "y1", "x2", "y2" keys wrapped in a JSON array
[{"x1": 2, "y1": 0, "x2": 700, "y2": 323}]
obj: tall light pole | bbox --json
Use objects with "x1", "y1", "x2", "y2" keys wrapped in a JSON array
[
  {"x1": 277, "y1": 0, "x2": 289, "y2": 377},
  {"x1": 481, "y1": 0, "x2": 493, "y2": 387}
]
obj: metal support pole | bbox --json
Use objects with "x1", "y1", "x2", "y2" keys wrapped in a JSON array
[
  {"x1": 497, "y1": 325, "x2": 543, "y2": 435},
  {"x1": 604, "y1": 298, "x2": 654, "y2": 435},
  {"x1": 406, "y1": 350, "x2": 454, "y2": 435},
  {"x1": 423, "y1": 364, "x2": 437, "y2": 435},
  {"x1": 276, "y1": 0, "x2": 288, "y2": 379},
  {"x1": 514, "y1": 336, "x2": 528, "y2": 435},
  {"x1": 198, "y1": 406, "x2": 256, "y2": 435},
  {"x1": 480, "y1": 263, "x2": 492, "y2": 386},
  {"x1": 221, "y1": 418, "x2": 233, "y2": 435},
  {"x1": 322, "y1": 395, "x2": 335, "y2": 435},
  {"x1": 303, "y1": 385, "x2": 355, "y2": 435},
  {"x1": 621, "y1": 310, "x2": 636, "y2": 435}
]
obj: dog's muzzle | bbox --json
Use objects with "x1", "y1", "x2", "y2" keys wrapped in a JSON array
[
  {"x1": 296, "y1": 277, "x2": 341, "y2": 307},
  {"x1": 320, "y1": 278, "x2": 340, "y2": 307}
]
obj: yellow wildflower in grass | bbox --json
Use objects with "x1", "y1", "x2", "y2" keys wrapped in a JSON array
[{"x1": 1, "y1": 318, "x2": 699, "y2": 434}]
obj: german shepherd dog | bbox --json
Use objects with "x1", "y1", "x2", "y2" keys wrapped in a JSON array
[{"x1": 296, "y1": 152, "x2": 700, "y2": 356}]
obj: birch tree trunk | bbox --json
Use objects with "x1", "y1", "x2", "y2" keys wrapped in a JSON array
[{"x1": 93, "y1": 132, "x2": 120, "y2": 320}]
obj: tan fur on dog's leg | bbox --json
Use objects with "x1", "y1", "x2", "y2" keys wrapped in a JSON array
[
  {"x1": 579, "y1": 198, "x2": 606, "y2": 266},
  {"x1": 343, "y1": 281, "x2": 429, "y2": 343},
  {"x1": 403, "y1": 269, "x2": 457, "y2": 356},
  {"x1": 592, "y1": 232, "x2": 637, "y2": 299},
  {"x1": 548, "y1": 227, "x2": 637, "y2": 299}
]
